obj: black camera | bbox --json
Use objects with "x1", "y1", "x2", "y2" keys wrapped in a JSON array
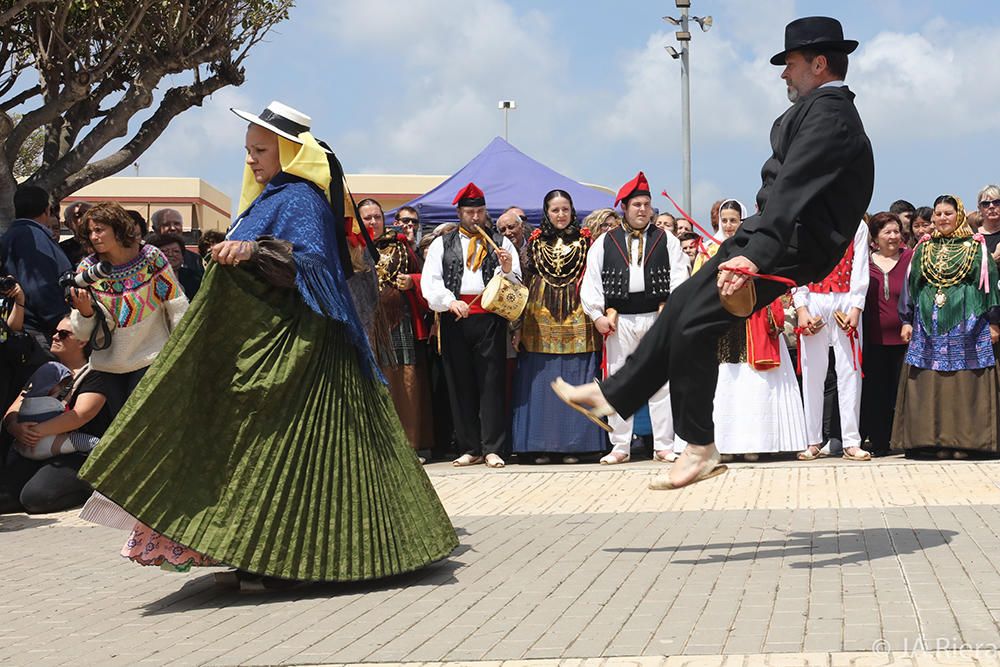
[
  {"x1": 0, "y1": 275, "x2": 16, "y2": 292},
  {"x1": 58, "y1": 261, "x2": 112, "y2": 289}
]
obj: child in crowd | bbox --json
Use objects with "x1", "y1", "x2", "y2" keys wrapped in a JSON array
[{"x1": 13, "y1": 361, "x2": 100, "y2": 460}]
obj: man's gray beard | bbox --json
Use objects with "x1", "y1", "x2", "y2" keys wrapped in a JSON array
[{"x1": 786, "y1": 85, "x2": 799, "y2": 103}]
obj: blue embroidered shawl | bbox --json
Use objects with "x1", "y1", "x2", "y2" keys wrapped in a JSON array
[{"x1": 228, "y1": 172, "x2": 381, "y2": 380}]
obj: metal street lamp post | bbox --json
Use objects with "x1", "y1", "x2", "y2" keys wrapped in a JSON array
[
  {"x1": 498, "y1": 100, "x2": 517, "y2": 142},
  {"x1": 664, "y1": 2, "x2": 712, "y2": 212}
]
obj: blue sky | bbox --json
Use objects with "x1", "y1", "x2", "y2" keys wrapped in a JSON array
[{"x1": 135, "y1": 0, "x2": 1000, "y2": 222}]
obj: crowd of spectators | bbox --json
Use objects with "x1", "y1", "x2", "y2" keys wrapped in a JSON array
[
  {"x1": 0, "y1": 185, "x2": 210, "y2": 513},
  {"x1": 3, "y1": 180, "x2": 1000, "y2": 514}
]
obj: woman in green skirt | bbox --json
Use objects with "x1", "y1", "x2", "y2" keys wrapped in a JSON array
[{"x1": 78, "y1": 101, "x2": 457, "y2": 589}]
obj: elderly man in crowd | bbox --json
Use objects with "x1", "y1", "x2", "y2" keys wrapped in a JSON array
[
  {"x1": 496, "y1": 206, "x2": 528, "y2": 251},
  {"x1": 150, "y1": 208, "x2": 204, "y2": 278},
  {"x1": 44, "y1": 203, "x2": 63, "y2": 242},
  {"x1": 0, "y1": 185, "x2": 71, "y2": 348}
]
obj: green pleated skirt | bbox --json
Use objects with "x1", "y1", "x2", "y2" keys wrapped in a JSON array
[{"x1": 79, "y1": 265, "x2": 458, "y2": 581}]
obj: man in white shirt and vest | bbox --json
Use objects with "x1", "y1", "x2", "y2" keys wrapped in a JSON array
[
  {"x1": 420, "y1": 183, "x2": 521, "y2": 469},
  {"x1": 579, "y1": 171, "x2": 689, "y2": 464}
]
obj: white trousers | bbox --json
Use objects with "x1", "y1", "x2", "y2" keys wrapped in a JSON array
[
  {"x1": 799, "y1": 292, "x2": 863, "y2": 450},
  {"x1": 604, "y1": 311, "x2": 674, "y2": 452}
]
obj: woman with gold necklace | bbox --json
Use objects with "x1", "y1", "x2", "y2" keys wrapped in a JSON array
[
  {"x1": 892, "y1": 194, "x2": 1000, "y2": 458},
  {"x1": 512, "y1": 190, "x2": 605, "y2": 464}
]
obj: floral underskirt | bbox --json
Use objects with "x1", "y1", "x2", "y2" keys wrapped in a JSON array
[
  {"x1": 905, "y1": 306, "x2": 994, "y2": 371},
  {"x1": 122, "y1": 522, "x2": 219, "y2": 572}
]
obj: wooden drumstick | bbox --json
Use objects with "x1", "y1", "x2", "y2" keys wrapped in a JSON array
[{"x1": 475, "y1": 225, "x2": 502, "y2": 254}]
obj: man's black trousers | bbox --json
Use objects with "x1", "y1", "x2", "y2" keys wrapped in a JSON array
[
  {"x1": 600, "y1": 243, "x2": 801, "y2": 446},
  {"x1": 439, "y1": 312, "x2": 507, "y2": 457}
]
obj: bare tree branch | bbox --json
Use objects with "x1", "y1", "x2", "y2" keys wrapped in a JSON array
[
  {"x1": 52, "y1": 68, "x2": 243, "y2": 198},
  {"x1": 0, "y1": 84, "x2": 41, "y2": 112},
  {"x1": 0, "y1": 0, "x2": 53, "y2": 27},
  {"x1": 0, "y1": 0, "x2": 293, "y2": 230}
]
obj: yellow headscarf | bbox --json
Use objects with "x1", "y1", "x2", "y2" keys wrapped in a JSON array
[
  {"x1": 237, "y1": 130, "x2": 362, "y2": 243},
  {"x1": 931, "y1": 194, "x2": 971, "y2": 238}
]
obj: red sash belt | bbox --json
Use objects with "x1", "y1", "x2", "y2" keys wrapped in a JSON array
[{"x1": 459, "y1": 293, "x2": 489, "y2": 316}]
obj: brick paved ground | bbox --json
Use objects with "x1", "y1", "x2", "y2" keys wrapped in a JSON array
[{"x1": 2, "y1": 458, "x2": 1000, "y2": 666}]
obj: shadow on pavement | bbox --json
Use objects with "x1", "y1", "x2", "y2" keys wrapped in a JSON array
[
  {"x1": 138, "y1": 546, "x2": 470, "y2": 615},
  {"x1": 608, "y1": 527, "x2": 959, "y2": 568},
  {"x1": 0, "y1": 514, "x2": 58, "y2": 532}
]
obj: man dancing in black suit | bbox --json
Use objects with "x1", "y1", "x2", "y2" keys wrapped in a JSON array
[{"x1": 555, "y1": 17, "x2": 875, "y2": 489}]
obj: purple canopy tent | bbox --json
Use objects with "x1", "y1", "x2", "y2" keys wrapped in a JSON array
[{"x1": 386, "y1": 136, "x2": 614, "y2": 230}]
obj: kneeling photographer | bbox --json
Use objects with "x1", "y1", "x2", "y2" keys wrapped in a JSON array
[
  {"x1": 69, "y1": 203, "x2": 189, "y2": 415},
  {"x1": 0, "y1": 315, "x2": 116, "y2": 514}
]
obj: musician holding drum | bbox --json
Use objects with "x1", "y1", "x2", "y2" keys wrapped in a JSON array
[{"x1": 419, "y1": 182, "x2": 521, "y2": 469}]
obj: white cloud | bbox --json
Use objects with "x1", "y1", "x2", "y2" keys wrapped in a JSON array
[
  {"x1": 323, "y1": 0, "x2": 577, "y2": 173},
  {"x1": 595, "y1": 29, "x2": 787, "y2": 148},
  {"x1": 851, "y1": 27, "x2": 1000, "y2": 143},
  {"x1": 715, "y1": 0, "x2": 797, "y2": 60},
  {"x1": 137, "y1": 86, "x2": 253, "y2": 179}
]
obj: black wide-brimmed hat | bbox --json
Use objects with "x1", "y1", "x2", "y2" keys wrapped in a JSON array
[{"x1": 770, "y1": 16, "x2": 858, "y2": 66}]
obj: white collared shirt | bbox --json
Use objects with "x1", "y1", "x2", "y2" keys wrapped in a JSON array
[{"x1": 420, "y1": 232, "x2": 521, "y2": 312}]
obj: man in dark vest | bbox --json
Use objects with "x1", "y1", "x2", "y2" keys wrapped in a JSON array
[
  {"x1": 420, "y1": 182, "x2": 520, "y2": 468},
  {"x1": 579, "y1": 171, "x2": 690, "y2": 464},
  {"x1": 555, "y1": 17, "x2": 875, "y2": 489}
]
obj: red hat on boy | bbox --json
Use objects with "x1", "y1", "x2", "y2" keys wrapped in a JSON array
[{"x1": 615, "y1": 171, "x2": 651, "y2": 208}]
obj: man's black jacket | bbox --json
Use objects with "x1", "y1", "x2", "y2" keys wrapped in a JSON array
[{"x1": 731, "y1": 84, "x2": 874, "y2": 283}]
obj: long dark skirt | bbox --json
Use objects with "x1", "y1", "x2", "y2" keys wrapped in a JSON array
[
  {"x1": 511, "y1": 351, "x2": 607, "y2": 454},
  {"x1": 891, "y1": 363, "x2": 1000, "y2": 453}
]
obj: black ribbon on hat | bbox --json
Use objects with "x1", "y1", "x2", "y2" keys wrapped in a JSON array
[{"x1": 258, "y1": 108, "x2": 310, "y2": 138}]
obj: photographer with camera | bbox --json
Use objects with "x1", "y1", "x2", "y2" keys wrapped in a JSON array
[
  {"x1": 2, "y1": 277, "x2": 30, "y2": 412},
  {"x1": 2, "y1": 276, "x2": 25, "y2": 332},
  {"x1": 0, "y1": 185, "x2": 72, "y2": 349},
  {"x1": 69, "y1": 202, "x2": 188, "y2": 415}
]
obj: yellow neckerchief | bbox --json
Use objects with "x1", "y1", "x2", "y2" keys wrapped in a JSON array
[
  {"x1": 931, "y1": 194, "x2": 972, "y2": 239},
  {"x1": 236, "y1": 131, "x2": 361, "y2": 241},
  {"x1": 459, "y1": 225, "x2": 488, "y2": 272},
  {"x1": 621, "y1": 221, "x2": 647, "y2": 266}
]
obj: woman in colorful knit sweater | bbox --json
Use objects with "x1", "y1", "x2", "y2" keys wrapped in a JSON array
[{"x1": 69, "y1": 202, "x2": 188, "y2": 413}]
